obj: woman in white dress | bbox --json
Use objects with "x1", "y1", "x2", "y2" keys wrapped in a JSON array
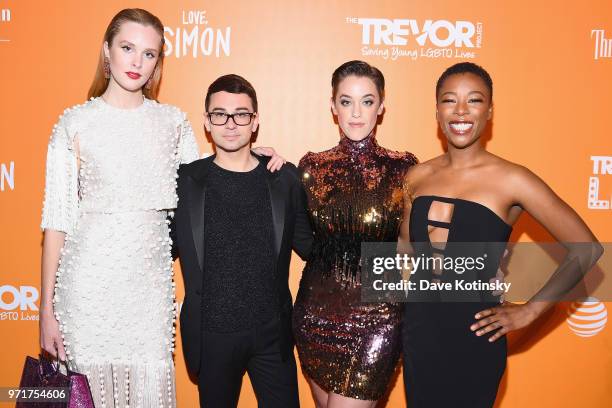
[{"x1": 39, "y1": 9, "x2": 282, "y2": 408}]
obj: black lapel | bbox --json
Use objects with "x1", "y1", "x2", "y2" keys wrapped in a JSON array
[
  {"x1": 188, "y1": 156, "x2": 215, "y2": 273},
  {"x1": 265, "y1": 169, "x2": 285, "y2": 260}
]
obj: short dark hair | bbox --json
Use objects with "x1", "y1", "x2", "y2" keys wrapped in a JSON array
[
  {"x1": 205, "y1": 74, "x2": 258, "y2": 112},
  {"x1": 331, "y1": 60, "x2": 385, "y2": 100},
  {"x1": 436, "y1": 62, "x2": 493, "y2": 101}
]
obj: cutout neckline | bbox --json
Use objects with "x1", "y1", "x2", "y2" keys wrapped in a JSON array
[{"x1": 413, "y1": 195, "x2": 513, "y2": 229}]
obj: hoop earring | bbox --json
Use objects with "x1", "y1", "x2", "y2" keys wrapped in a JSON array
[{"x1": 103, "y1": 58, "x2": 110, "y2": 79}]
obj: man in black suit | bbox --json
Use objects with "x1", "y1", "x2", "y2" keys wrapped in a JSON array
[{"x1": 170, "y1": 74, "x2": 313, "y2": 407}]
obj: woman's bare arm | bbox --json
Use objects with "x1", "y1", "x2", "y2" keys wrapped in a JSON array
[{"x1": 472, "y1": 165, "x2": 603, "y2": 341}]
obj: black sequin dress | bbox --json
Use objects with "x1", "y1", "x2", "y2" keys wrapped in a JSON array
[{"x1": 292, "y1": 134, "x2": 417, "y2": 400}]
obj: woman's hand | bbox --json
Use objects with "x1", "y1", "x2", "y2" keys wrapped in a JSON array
[
  {"x1": 470, "y1": 302, "x2": 539, "y2": 342},
  {"x1": 251, "y1": 147, "x2": 286, "y2": 172},
  {"x1": 40, "y1": 309, "x2": 66, "y2": 361}
]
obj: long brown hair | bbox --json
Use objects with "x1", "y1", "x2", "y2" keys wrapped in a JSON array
[{"x1": 87, "y1": 8, "x2": 165, "y2": 100}]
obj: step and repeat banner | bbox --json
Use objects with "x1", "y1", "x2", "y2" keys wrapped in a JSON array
[{"x1": 1, "y1": 0, "x2": 611, "y2": 406}]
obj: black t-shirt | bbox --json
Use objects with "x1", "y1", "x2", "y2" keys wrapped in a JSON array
[{"x1": 201, "y1": 160, "x2": 277, "y2": 332}]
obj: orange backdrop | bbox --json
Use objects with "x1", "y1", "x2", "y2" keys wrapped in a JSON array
[{"x1": 1, "y1": 1, "x2": 611, "y2": 407}]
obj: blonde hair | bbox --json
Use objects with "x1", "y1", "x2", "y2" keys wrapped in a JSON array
[{"x1": 87, "y1": 8, "x2": 165, "y2": 100}]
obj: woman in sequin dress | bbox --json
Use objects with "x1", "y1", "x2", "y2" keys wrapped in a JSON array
[
  {"x1": 38, "y1": 9, "x2": 282, "y2": 408},
  {"x1": 293, "y1": 60, "x2": 417, "y2": 407}
]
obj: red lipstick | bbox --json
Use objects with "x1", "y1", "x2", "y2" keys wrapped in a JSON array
[{"x1": 126, "y1": 72, "x2": 142, "y2": 80}]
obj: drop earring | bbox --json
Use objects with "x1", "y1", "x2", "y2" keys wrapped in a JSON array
[{"x1": 103, "y1": 58, "x2": 110, "y2": 79}]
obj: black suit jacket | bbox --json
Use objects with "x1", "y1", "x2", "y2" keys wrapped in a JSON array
[{"x1": 169, "y1": 154, "x2": 313, "y2": 376}]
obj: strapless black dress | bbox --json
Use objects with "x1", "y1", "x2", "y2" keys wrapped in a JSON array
[{"x1": 403, "y1": 195, "x2": 512, "y2": 407}]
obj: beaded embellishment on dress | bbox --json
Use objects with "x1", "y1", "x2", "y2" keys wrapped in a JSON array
[{"x1": 41, "y1": 97, "x2": 199, "y2": 407}]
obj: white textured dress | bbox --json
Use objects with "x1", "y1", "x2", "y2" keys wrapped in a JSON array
[{"x1": 41, "y1": 97, "x2": 199, "y2": 408}]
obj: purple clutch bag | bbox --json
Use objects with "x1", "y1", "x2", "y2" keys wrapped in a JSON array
[{"x1": 16, "y1": 355, "x2": 94, "y2": 408}]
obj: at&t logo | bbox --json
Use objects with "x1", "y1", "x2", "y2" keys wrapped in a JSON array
[
  {"x1": 0, "y1": 285, "x2": 39, "y2": 321},
  {"x1": 566, "y1": 297, "x2": 607, "y2": 337}
]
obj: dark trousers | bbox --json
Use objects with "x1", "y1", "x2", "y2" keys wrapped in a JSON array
[{"x1": 197, "y1": 317, "x2": 300, "y2": 408}]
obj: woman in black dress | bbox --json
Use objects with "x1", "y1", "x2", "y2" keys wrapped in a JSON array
[{"x1": 398, "y1": 62, "x2": 603, "y2": 407}]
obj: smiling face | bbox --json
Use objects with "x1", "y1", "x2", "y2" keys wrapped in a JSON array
[
  {"x1": 331, "y1": 75, "x2": 384, "y2": 141},
  {"x1": 436, "y1": 72, "x2": 493, "y2": 149},
  {"x1": 103, "y1": 21, "x2": 162, "y2": 94},
  {"x1": 204, "y1": 91, "x2": 259, "y2": 153}
]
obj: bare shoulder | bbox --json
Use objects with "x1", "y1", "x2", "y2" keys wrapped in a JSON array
[
  {"x1": 484, "y1": 154, "x2": 548, "y2": 202},
  {"x1": 404, "y1": 155, "x2": 444, "y2": 189},
  {"x1": 486, "y1": 154, "x2": 539, "y2": 184}
]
